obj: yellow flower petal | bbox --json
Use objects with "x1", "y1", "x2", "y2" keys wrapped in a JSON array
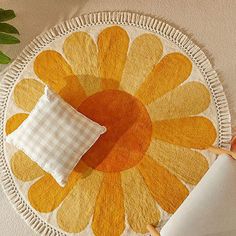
[
  {"x1": 63, "y1": 32, "x2": 98, "y2": 76},
  {"x1": 57, "y1": 171, "x2": 103, "y2": 233},
  {"x1": 28, "y1": 162, "x2": 90, "y2": 213},
  {"x1": 98, "y1": 26, "x2": 129, "y2": 89},
  {"x1": 10, "y1": 151, "x2": 44, "y2": 181},
  {"x1": 58, "y1": 75, "x2": 87, "y2": 109},
  {"x1": 120, "y1": 34, "x2": 163, "y2": 94},
  {"x1": 63, "y1": 32, "x2": 100, "y2": 96},
  {"x1": 5, "y1": 113, "x2": 28, "y2": 135},
  {"x1": 92, "y1": 173, "x2": 125, "y2": 236},
  {"x1": 76, "y1": 75, "x2": 101, "y2": 97},
  {"x1": 153, "y1": 116, "x2": 217, "y2": 149},
  {"x1": 34, "y1": 50, "x2": 68, "y2": 92},
  {"x1": 13, "y1": 79, "x2": 44, "y2": 112},
  {"x1": 135, "y1": 53, "x2": 192, "y2": 104},
  {"x1": 137, "y1": 156, "x2": 189, "y2": 213},
  {"x1": 34, "y1": 50, "x2": 87, "y2": 107},
  {"x1": 147, "y1": 82, "x2": 211, "y2": 121},
  {"x1": 121, "y1": 168, "x2": 160, "y2": 233},
  {"x1": 147, "y1": 140, "x2": 209, "y2": 185}
]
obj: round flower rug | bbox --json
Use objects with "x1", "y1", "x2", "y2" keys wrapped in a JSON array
[{"x1": 0, "y1": 12, "x2": 231, "y2": 236}]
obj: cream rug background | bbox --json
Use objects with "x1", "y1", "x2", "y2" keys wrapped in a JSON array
[{"x1": 0, "y1": 1, "x2": 236, "y2": 236}]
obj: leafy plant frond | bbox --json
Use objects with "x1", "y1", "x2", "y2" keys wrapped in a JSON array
[
  {"x1": 0, "y1": 9, "x2": 19, "y2": 64},
  {"x1": 0, "y1": 51, "x2": 11, "y2": 64},
  {"x1": 0, "y1": 9, "x2": 16, "y2": 22},
  {"x1": 0, "y1": 22, "x2": 19, "y2": 34},
  {"x1": 0, "y1": 32, "x2": 20, "y2": 44}
]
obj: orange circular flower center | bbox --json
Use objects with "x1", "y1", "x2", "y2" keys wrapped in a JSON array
[{"x1": 78, "y1": 90, "x2": 152, "y2": 172}]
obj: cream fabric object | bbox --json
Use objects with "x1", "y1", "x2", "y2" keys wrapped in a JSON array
[{"x1": 6, "y1": 87, "x2": 106, "y2": 186}]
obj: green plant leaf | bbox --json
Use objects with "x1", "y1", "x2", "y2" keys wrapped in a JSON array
[
  {"x1": 0, "y1": 9, "x2": 16, "y2": 22},
  {"x1": 0, "y1": 32, "x2": 20, "y2": 44},
  {"x1": 0, "y1": 51, "x2": 11, "y2": 64},
  {"x1": 0, "y1": 23, "x2": 19, "y2": 34}
]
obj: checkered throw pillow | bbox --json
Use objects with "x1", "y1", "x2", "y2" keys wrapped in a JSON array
[{"x1": 6, "y1": 87, "x2": 106, "y2": 186}]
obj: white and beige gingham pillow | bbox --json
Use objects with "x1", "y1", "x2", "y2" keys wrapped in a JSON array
[{"x1": 6, "y1": 87, "x2": 106, "y2": 186}]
